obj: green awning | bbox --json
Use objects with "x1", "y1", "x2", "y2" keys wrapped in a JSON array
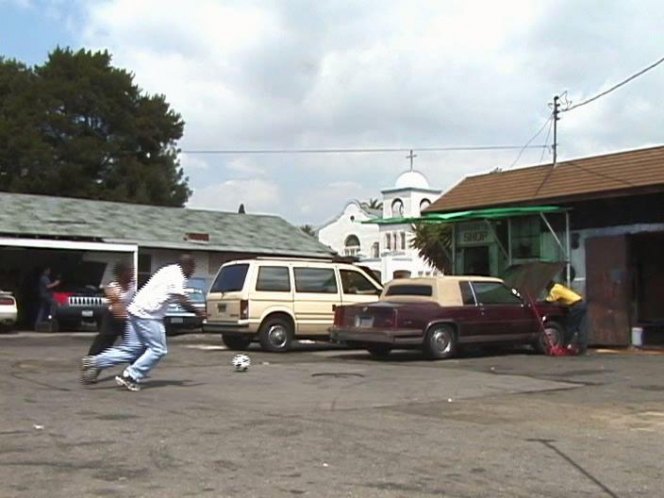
[{"x1": 362, "y1": 205, "x2": 566, "y2": 225}]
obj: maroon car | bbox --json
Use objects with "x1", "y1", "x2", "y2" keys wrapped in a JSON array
[{"x1": 330, "y1": 264, "x2": 567, "y2": 359}]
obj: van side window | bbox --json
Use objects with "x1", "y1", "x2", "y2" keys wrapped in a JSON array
[
  {"x1": 255, "y1": 266, "x2": 291, "y2": 292},
  {"x1": 294, "y1": 268, "x2": 338, "y2": 294},
  {"x1": 340, "y1": 269, "x2": 379, "y2": 295}
]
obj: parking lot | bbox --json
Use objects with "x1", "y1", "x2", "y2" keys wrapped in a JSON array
[{"x1": 1, "y1": 332, "x2": 663, "y2": 498}]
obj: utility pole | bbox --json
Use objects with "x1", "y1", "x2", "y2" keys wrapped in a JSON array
[{"x1": 552, "y1": 95, "x2": 560, "y2": 166}]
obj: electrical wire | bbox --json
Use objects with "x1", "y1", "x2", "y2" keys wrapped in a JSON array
[
  {"x1": 539, "y1": 118, "x2": 554, "y2": 163},
  {"x1": 507, "y1": 115, "x2": 554, "y2": 169},
  {"x1": 563, "y1": 55, "x2": 664, "y2": 112},
  {"x1": 180, "y1": 144, "x2": 547, "y2": 155}
]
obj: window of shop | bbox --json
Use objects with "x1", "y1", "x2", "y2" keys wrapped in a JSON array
[{"x1": 511, "y1": 217, "x2": 541, "y2": 259}]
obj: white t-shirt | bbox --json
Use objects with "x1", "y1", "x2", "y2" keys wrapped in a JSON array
[
  {"x1": 106, "y1": 281, "x2": 137, "y2": 310},
  {"x1": 128, "y1": 264, "x2": 188, "y2": 320}
]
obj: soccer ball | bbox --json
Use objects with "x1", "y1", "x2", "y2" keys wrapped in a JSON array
[{"x1": 231, "y1": 354, "x2": 251, "y2": 372}]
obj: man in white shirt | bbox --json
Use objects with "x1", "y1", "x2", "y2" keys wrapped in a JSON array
[{"x1": 81, "y1": 255, "x2": 205, "y2": 391}]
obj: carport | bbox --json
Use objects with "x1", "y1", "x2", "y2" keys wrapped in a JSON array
[{"x1": 0, "y1": 237, "x2": 137, "y2": 329}]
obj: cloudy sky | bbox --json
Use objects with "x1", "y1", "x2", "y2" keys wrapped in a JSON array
[{"x1": 1, "y1": 0, "x2": 663, "y2": 225}]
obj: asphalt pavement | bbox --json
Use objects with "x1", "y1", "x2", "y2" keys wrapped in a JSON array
[{"x1": 1, "y1": 332, "x2": 663, "y2": 497}]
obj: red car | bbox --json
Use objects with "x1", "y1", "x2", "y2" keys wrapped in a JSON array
[{"x1": 330, "y1": 263, "x2": 567, "y2": 359}]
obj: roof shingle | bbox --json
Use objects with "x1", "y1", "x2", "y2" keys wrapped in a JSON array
[
  {"x1": 0, "y1": 193, "x2": 333, "y2": 258},
  {"x1": 427, "y1": 145, "x2": 664, "y2": 213}
]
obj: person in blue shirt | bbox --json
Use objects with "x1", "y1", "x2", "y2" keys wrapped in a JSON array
[{"x1": 35, "y1": 267, "x2": 60, "y2": 330}]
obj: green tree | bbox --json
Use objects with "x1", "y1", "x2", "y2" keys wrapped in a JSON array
[
  {"x1": 0, "y1": 48, "x2": 190, "y2": 206},
  {"x1": 365, "y1": 198, "x2": 383, "y2": 210},
  {"x1": 410, "y1": 222, "x2": 453, "y2": 274},
  {"x1": 299, "y1": 224, "x2": 317, "y2": 237}
]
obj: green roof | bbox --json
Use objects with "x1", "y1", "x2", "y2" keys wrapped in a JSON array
[
  {"x1": 0, "y1": 192, "x2": 333, "y2": 258},
  {"x1": 364, "y1": 206, "x2": 566, "y2": 225}
]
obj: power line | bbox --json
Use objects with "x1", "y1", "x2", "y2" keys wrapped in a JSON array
[
  {"x1": 539, "y1": 118, "x2": 554, "y2": 163},
  {"x1": 563, "y1": 55, "x2": 664, "y2": 113},
  {"x1": 507, "y1": 115, "x2": 554, "y2": 169},
  {"x1": 181, "y1": 144, "x2": 547, "y2": 155}
]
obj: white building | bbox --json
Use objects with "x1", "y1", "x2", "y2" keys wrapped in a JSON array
[{"x1": 317, "y1": 168, "x2": 441, "y2": 283}]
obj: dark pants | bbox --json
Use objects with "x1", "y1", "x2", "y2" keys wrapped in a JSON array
[
  {"x1": 34, "y1": 297, "x2": 54, "y2": 329},
  {"x1": 88, "y1": 309, "x2": 127, "y2": 356},
  {"x1": 567, "y1": 301, "x2": 588, "y2": 352}
]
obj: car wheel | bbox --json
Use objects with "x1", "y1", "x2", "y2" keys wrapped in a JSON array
[
  {"x1": 535, "y1": 321, "x2": 565, "y2": 354},
  {"x1": 423, "y1": 324, "x2": 457, "y2": 360},
  {"x1": 258, "y1": 318, "x2": 293, "y2": 352},
  {"x1": 366, "y1": 344, "x2": 392, "y2": 359},
  {"x1": 49, "y1": 318, "x2": 60, "y2": 333},
  {"x1": 222, "y1": 334, "x2": 252, "y2": 351}
]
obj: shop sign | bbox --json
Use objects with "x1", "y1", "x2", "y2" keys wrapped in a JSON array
[{"x1": 457, "y1": 222, "x2": 492, "y2": 247}]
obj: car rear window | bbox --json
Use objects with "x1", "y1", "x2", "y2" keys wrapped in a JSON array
[
  {"x1": 385, "y1": 284, "x2": 433, "y2": 296},
  {"x1": 210, "y1": 264, "x2": 249, "y2": 293}
]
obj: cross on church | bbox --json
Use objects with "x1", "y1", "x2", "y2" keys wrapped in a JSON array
[{"x1": 406, "y1": 149, "x2": 417, "y2": 171}]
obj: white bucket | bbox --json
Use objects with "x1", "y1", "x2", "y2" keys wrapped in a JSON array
[{"x1": 631, "y1": 327, "x2": 644, "y2": 347}]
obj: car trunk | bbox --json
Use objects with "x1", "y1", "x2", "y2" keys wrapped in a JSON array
[{"x1": 335, "y1": 302, "x2": 397, "y2": 329}]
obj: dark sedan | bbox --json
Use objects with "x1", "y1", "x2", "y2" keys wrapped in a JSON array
[{"x1": 330, "y1": 270, "x2": 567, "y2": 360}]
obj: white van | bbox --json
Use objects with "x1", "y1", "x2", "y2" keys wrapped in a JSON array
[{"x1": 203, "y1": 258, "x2": 382, "y2": 352}]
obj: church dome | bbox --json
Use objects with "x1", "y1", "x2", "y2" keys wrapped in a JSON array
[{"x1": 394, "y1": 170, "x2": 430, "y2": 189}]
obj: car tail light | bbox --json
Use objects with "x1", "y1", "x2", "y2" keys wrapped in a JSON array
[
  {"x1": 381, "y1": 310, "x2": 397, "y2": 328},
  {"x1": 334, "y1": 306, "x2": 345, "y2": 326},
  {"x1": 240, "y1": 299, "x2": 249, "y2": 320},
  {"x1": 0, "y1": 296, "x2": 15, "y2": 306}
]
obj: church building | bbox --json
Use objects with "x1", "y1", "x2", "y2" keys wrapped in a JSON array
[{"x1": 317, "y1": 155, "x2": 441, "y2": 283}]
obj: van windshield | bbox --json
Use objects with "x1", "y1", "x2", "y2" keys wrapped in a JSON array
[{"x1": 211, "y1": 264, "x2": 249, "y2": 293}]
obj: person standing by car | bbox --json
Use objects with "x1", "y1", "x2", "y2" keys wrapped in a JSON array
[
  {"x1": 546, "y1": 281, "x2": 588, "y2": 353},
  {"x1": 83, "y1": 262, "x2": 136, "y2": 383},
  {"x1": 35, "y1": 267, "x2": 60, "y2": 330},
  {"x1": 81, "y1": 255, "x2": 205, "y2": 391}
]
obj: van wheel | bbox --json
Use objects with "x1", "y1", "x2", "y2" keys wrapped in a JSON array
[
  {"x1": 259, "y1": 318, "x2": 293, "y2": 352},
  {"x1": 366, "y1": 344, "x2": 392, "y2": 359},
  {"x1": 222, "y1": 334, "x2": 252, "y2": 351},
  {"x1": 423, "y1": 324, "x2": 456, "y2": 360}
]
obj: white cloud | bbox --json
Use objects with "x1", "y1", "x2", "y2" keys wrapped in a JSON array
[
  {"x1": 67, "y1": 0, "x2": 664, "y2": 224},
  {"x1": 179, "y1": 153, "x2": 209, "y2": 172},
  {"x1": 187, "y1": 178, "x2": 280, "y2": 214}
]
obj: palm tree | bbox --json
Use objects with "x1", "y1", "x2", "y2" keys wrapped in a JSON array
[
  {"x1": 410, "y1": 222, "x2": 453, "y2": 274},
  {"x1": 365, "y1": 198, "x2": 383, "y2": 210}
]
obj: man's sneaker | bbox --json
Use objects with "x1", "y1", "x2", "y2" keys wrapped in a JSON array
[
  {"x1": 81, "y1": 367, "x2": 101, "y2": 385},
  {"x1": 115, "y1": 373, "x2": 140, "y2": 392},
  {"x1": 80, "y1": 356, "x2": 95, "y2": 371}
]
